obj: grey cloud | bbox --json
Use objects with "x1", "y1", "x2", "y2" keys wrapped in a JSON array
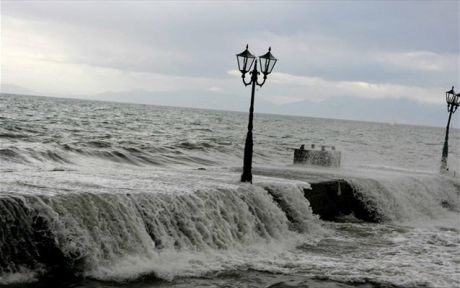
[
  {"x1": 2, "y1": 0, "x2": 459, "y2": 116},
  {"x1": 4, "y1": 1, "x2": 457, "y2": 75},
  {"x1": 4, "y1": 1, "x2": 457, "y2": 51}
]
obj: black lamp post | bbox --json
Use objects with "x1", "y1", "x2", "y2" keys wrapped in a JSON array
[
  {"x1": 236, "y1": 45, "x2": 277, "y2": 183},
  {"x1": 441, "y1": 86, "x2": 459, "y2": 171}
]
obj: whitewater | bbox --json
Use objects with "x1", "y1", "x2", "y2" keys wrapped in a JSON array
[{"x1": 0, "y1": 94, "x2": 459, "y2": 288}]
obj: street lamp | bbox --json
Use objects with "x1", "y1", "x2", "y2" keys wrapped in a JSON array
[
  {"x1": 236, "y1": 44, "x2": 277, "y2": 183},
  {"x1": 441, "y1": 86, "x2": 460, "y2": 171}
]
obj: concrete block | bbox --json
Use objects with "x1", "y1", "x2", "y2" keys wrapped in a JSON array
[{"x1": 294, "y1": 145, "x2": 341, "y2": 167}]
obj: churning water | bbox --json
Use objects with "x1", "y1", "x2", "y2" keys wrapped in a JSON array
[{"x1": 0, "y1": 94, "x2": 459, "y2": 288}]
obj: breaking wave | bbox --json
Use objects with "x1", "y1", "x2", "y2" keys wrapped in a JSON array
[
  {"x1": 347, "y1": 173, "x2": 460, "y2": 222},
  {"x1": 2, "y1": 166, "x2": 458, "y2": 285},
  {"x1": 0, "y1": 181, "x2": 321, "y2": 284},
  {"x1": 0, "y1": 143, "x2": 229, "y2": 168},
  {"x1": 2, "y1": 94, "x2": 459, "y2": 287}
]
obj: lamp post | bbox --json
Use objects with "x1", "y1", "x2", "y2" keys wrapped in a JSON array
[
  {"x1": 441, "y1": 86, "x2": 460, "y2": 171},
  {"x1": 236, "y1": 45, "x2": 277, "y2": 183}
]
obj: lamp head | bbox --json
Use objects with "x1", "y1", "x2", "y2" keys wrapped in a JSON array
[
  {"x1": 236, "y1": 44, "x2": 256, "y2": 74},
  {"x1": 445, "y1": 86, "x2": 460, "y2": 112},
  {"x1": 258, "y1": 47, "x2": 277, "y2": 75},
  {"x1": 446, "y1": 86, "x2": 456, "y2": 105}
]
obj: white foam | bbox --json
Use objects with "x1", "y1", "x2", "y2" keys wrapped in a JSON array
[
  {"x1": 348, "y1": 172, "x2": 460, "y2": 223},
  {"x1": 0, "y1": 269, "x2": 39, "y2": 285},
  {"x1": 0, "y1": 166, "x2": 325, "y2": 282}
]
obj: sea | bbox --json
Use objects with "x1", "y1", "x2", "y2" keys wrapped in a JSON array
[{"x1": 0, "y1": 94, "x2": 459, "y2": 288}]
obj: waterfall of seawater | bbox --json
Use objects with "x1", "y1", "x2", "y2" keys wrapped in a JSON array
[
  {"x1": 348, "y1": 173, "x2": 460, "y2": 222},
  {"x1": 0, "y1": 181, "x2": 322, "y2": 283}
]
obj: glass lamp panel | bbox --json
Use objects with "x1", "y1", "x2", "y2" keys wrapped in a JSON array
[
  {"x1": 259, "y1": 58, "x2": 269, "y2": 74},
  {"x1": 237, "y1": 55, "x2": 245, "y2": 72},
  {"x1": 246, "y1": 56, "x2": 255, "y2": 72},
  {"x1": 237, "y1": 55, "x2": 255, "y2": 73},
  {"x1": 267, "y1": 59, "x2": 277, "y2": 74},
  {"x1": 260, "y1": 58, "x2": 277, "y2": 75}
]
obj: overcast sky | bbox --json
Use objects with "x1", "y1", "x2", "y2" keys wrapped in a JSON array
[{"x1": 1, "y1": 1, "x2": 459, "y2": 118}]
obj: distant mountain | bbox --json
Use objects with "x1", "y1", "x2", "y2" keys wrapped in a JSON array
[
  {"x1": 277, "y1": 96, "x2": 456, "y2": 128},
  {"x1": 0, "y1": 84, "x2": 38, "y2": 95},
  {"x1": 91, "y1": 90, "x2": 455, "y2": 127},
  {"x1": 91, "y1": 89, "x2": 278, "y2": 113},
  {"x1": 1, "y1": 86, "x2": 456, "y2": 128}
]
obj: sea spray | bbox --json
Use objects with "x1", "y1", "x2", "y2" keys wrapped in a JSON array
[
  {"x1": 257, "y1": 181, "x2": 322, "y2": 233},
  {"x1": 0, "y1": 181, "x2": 324, "y2": 282},
  {"x1": 2, "y1": 95, "x2": 460, "y2": 287},
  {"x1": 347, "y1": 173, "x2": 460, "y2": 222}
]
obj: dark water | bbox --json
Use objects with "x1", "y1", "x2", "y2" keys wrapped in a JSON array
[
  {"x1": 0, "y1": 94, "x2": 459, "y2": 287},
  {"x1": 2, "y1": 94, "x2": 459, "y2": 170}
]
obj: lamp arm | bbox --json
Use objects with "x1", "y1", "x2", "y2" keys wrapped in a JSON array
[
  {"x1": 241, "y1": 73, "x2": 252, "y2": 86},
  {"x1": 256, "y1": 75, "x2": 267, "y2": 87}
]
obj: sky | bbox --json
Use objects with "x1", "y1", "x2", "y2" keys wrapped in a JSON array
[{"x1": 1, "y1": 1, "x2": 459, "y2": 126}]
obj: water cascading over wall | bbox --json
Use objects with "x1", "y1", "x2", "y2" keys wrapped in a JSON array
[{"x1": 0, "y1": 182, "x2": 320, "y2": 282}]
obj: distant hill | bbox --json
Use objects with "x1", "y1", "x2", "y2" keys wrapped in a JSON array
[
  {"x1": 0, "y1": 84, "x2": 38, "y2": 95},
  {"x1": 91, "y1": 89, "x2": 277, "y2": 113},
  {"x1": 1, "y1": 87, "x2": 457, "y2": 128},
  {"x1": 277, "y1": 96, "x2": 455, "y2": 128},
  {"x1": 92, "y1": 90, "x2": 457, "y2": 128}
]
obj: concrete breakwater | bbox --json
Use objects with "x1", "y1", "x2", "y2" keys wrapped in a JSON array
[
  {"x1": 306, "y1": 180, "x2": 380, "y2": 222},
  {"x1": 250, "y1": 167, "x2": 379, "y2": 222},
  {"x1": 266, "y1": 179, "x2": 380, "y2": 223},
  {"x1": 251, "y1": 166, "x2": 459, "y2": 223}
]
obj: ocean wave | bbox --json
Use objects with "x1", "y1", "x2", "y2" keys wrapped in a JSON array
[
  {"x1": 0, "y1": 182, "x2": 320, "y2": 284},
  {"x1": 0, "y1": 148, "x2": 30, "y2": 163},
  {"x1": 347, "y1": 174, "x2": 460, "y2": 222},
  {"x1": 0, "y1": 143, "x2": 227, "y2": 168},
  {"x1": 0, "y1": 133, "x2": 29, "y2": 139},
  {"x1": 177, "y1": 141, "x2": 215, "y2": 150},
  {"x1": 251, "y1": 166, "x2": 460, "y2": 223}
]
